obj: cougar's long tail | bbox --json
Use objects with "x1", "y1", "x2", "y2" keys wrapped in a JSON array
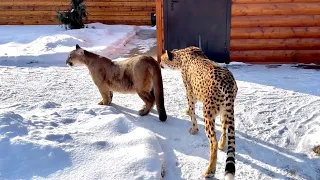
[{"x1": 151, "y1": 63, "x2": 167, "y2": 121}]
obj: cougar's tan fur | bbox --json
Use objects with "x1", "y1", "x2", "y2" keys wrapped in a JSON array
[{"x1": 66, "y1": 44, "x2": 167, "y2": 121}]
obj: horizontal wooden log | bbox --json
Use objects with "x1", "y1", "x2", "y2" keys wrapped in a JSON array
[
  {"x1": 231, "y1": 15, "x2": 320, "y2": 27},
  {"x1": 0, "y1": 11, "x2": 153, "y2": 16},
  {"x1": 87, "y1": 20, "x2": 151, "y2": 25},
  {"x1": 232, "y1": 3, "x2": 320, "y2": 16},
  {"x1": 0, "y1": 19, "x2": 151, "y2": 26},
  {"x1": 0, "y1": 15, "x2": 150, "y2": 22},
  {"x1": 230, "y1": 38, "x2": 320, "y2": 50},
  {"x1": 231, "y1": 27, "x2": 320, "y2": 39},
  {"x1": 1, "y1": 0, "x2": 154, "y2": 2},
  {"x1": 0, "y1": 2, "x2": 156, "y2": 7},
  {"x1": 232, "y1": 0, "x2": 320, "y2": 4},
  {"x1": 87, "y1": 15, "x2": 150, "y2": 21},
  {"x1": 0, "y1": 6, "x2": 155, "y2": 12},
  {"x1": 230, "y1": 50, "x2": 320, "y2": 64}
]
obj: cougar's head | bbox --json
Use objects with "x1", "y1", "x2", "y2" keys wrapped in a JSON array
[{"x1": 66, "y1": 44, "x2": 86, "y2": 67}]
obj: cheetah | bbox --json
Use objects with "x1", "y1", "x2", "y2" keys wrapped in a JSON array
[{"x1": 160, "y1": 46, "x2": 237, "y2": 180}]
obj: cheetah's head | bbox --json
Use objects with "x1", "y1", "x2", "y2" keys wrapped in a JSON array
[
  {"x1": 66, "y1": 44, "x2": 86, "y2": 67},
  {"x1": 160, "y1": 46, "x2": 208, "y2": 70},
  {"x1": 160, "y1": 49, "x2": 183, "y2": 70}
]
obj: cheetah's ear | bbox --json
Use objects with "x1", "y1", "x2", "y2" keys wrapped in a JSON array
[
  {"x1": 166, "y1": 50, "x2": 173, "y2": 61},
  {"x1": 76, "y1": 44, "x2": 81, "y2": 50}
]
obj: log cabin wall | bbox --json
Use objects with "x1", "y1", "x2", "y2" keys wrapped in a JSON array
[
  {"x1": 0, "y1": 0, "x2": 155, "y2": 26},
  {"x1": 230, "y1": 0, "x2": 320, "y2": 64}
]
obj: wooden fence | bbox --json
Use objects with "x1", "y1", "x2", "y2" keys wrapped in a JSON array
[
  {"x1": 0, "y1": 0, "x2": 155, "y2": 25},
  {"x1": 1, "y1": 0, "x2": 320, "y2": 63},
  {"x1": 230, "y1": 0, "x2": 320, "y2": 64},
  {"x1": 156, "y1": 0, "x2": 320, "y2": 64}
]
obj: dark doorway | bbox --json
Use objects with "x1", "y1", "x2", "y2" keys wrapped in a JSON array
[{"x1": 163, "y1": 0, "x2": 231, "y2": 63}]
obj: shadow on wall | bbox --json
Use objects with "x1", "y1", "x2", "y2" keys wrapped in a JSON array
[{"x1": 112, "y1": 103, "x2": 320, "y2": 180}]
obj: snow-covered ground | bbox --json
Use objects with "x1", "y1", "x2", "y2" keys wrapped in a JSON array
[{"x1": 0, "y1": 23, "x2": 319, "y2": 180}]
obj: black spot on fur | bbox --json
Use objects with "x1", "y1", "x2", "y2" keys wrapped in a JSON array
[{"x1": 228, "y1": 126, "x2": 235, "y2": 132}]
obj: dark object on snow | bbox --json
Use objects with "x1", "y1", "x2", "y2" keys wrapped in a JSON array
[
  {"x1": 56, "y1": 0, "x2": 87, "y2": 30},
  {"x1": 151, "y1": 13, "x2": 156, "y2": 26},
  {"x1": 313, "y1": 145, "x2": 320, "y2": 155}
]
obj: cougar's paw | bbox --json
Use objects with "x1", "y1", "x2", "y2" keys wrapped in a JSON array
[
  {"x1": 139, "y1": 109, "x2": 150, "y2": 116},
  {"x1": 138, "y1": 105, "x2": 150, "y2": 116},
  {"x1": 98, "y1": 100, "x2": 104, "y2": 105},
  {"x1": 98, "y1": 99, "x2": 112, "y2": 106},
  {"x1": 189, "y1": 127, "x2": 199, "y2": 135}
]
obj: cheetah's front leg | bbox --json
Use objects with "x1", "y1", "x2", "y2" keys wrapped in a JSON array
[
  {"x1": 187, "y1": 92, "x2": 198, "y2": 135},
  {"x1": 183, "y1": 79, "x2": 198, "y2": 135}
]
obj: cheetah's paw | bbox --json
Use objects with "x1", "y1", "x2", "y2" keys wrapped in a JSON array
[{"x1": 189, "y1": 127, "x2": 199, "y2": 135}]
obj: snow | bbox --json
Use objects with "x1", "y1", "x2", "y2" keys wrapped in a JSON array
[
  {"x1": 0, "y1": 24, "x2": 320, "y2": 180},
  {"x1": 0, "y1": 105, "x2": 163, "y2": 180},
  {"x1": 0, "y1": 23, "x2": 137, "y2": 66}
]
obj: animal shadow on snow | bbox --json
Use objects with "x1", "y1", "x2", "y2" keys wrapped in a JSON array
[{"x1": 112, "y1": 104, "x2": 319, "y2": 180}]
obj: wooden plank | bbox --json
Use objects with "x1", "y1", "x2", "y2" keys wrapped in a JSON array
[
  {"x1": 0, "y1": 11, "x2": 152, "y2": 17},
  {"x1": 87, "y1": 15, "x2": 150, "y2": 21},
  {"x1": 0, "y1": 2, "x2": 155, "y2": 7},
  {"x1": 0, "y1": 19, "x2": 151, "y2": 25},
  {"x1": 0, "y1": 19, "x2": 58, "y2": 25},
  {"x1": 0, "y1": 6, "x2": 69, "y2": 11},
  {"x1": 231, "y1": 27, "x2": 320, "y2": 39},
  {"x1": 0, "y1": 6, "x2": 155, "y2": 12},
  {"x1": 230, "y1": 50, "x2": 320, "y2": 64},
  {"x1": 2, "y1": 0, "x2": 154, "y2": 2},
  {"x1": 231, "y1": 15, "x2": 320, "y2": 27},
  {"x1": 156, "y1": 0, "x2": 163, "y2": 62},
  {"x1": 87, "y1": 7, "x2": 155, "y2": 12},
  {"x1": 87, "y1": 11, "x2": 152, "y2": 16},
  {"x1": 231, "y1": 38, "x2": 320, "y2": 50},
  {"x1": 0, "y1": 15, "x2": 150, "y2": 21},
  {"x1": 87, "y1": 20, "x2": 151, "y2": 25},
  {"x1": 232, "y1": 0, "x2": 320, "y2": 4},
  {"x1": 232, "y1": 3, "x2": 320, "y2": 16}
]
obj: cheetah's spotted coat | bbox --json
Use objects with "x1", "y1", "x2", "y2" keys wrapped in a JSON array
[{"x1": 160, "y1": 46, "x2": 238, "y2": 180}]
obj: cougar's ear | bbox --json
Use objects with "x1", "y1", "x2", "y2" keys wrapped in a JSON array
[
  {"x1": 76, "y1": 48, "x2": 85, "y2": 55},
  {"x1": 76, "y1": 44, "x2": 81, "y2": 50},
  {"x1": 166, "y1": 50, "x2": 173, "y2": 61}
]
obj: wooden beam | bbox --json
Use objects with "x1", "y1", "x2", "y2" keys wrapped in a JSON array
[
  {"x1": 156, "y1": 0, "x2": 164, "y2": 63},
  {"x1": 231, "y1": 15, "x2": 320, "y2": 27},
  {"x1": 231, "y1": 38, "x2": 320, "y2": 50},
  {"x1": 230, "y1": 50, "x2": 320, "y2": 64},
  {"x1": 232, "y1": 0, "x2": 320, "y2": 4},
  {"x1": 0, "y1": 2, "x2": 156, "y2": 7},
  {"x1": 232, "y1": 3, "x2": 320, "y2": 16},
  {"x1": 231, "y1": 27, "x2": 320, "y2": 39}
]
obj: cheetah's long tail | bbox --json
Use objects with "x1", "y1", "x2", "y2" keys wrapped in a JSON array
[
  {"x1": 225, "y1": 173, "x2": 234, "y2": 180},
  {"x1": 224, "y1": 104, "x2": 236, "y2": 180}
]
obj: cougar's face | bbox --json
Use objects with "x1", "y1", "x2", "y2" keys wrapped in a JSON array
[{"x1": 66, "y1": 49, "x2": 84, "y2": 67}]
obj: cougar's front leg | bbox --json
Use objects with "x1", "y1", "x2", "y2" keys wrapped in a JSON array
[{"x1": 98, "y1": 88, "x2": 113, "y2": 105}]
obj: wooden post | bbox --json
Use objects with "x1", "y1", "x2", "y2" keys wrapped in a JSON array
[{"x1": 156, "y1": 0, "x2": 164, "y2": 63}]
